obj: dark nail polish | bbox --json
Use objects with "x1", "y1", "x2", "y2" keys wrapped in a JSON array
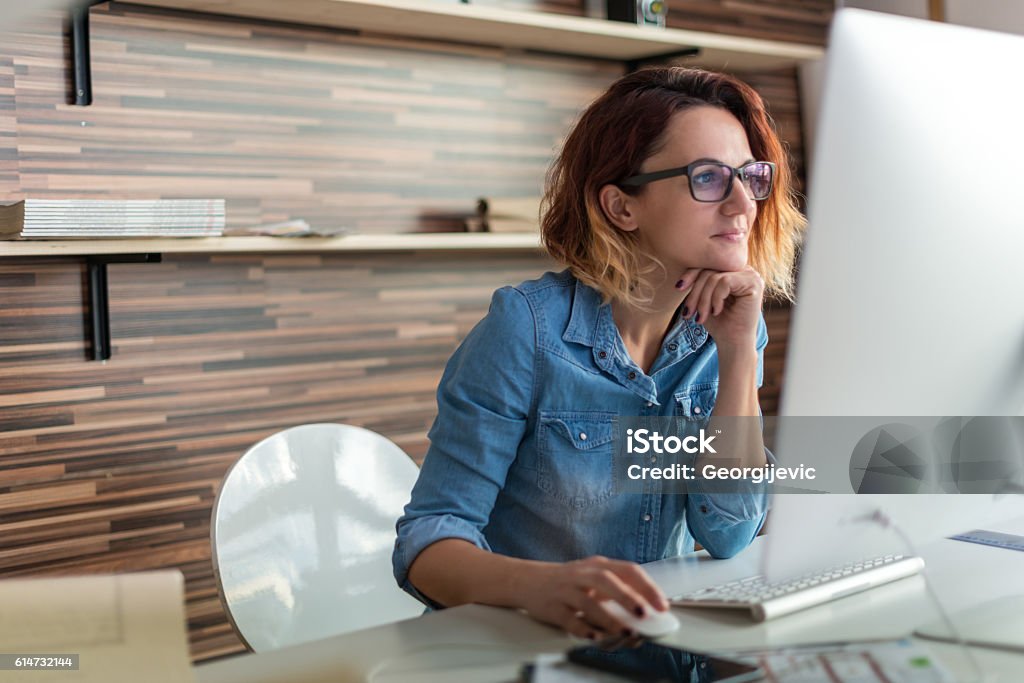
[
  {"x1": 695, "y1": 312, "x2": 701, "y2": 323},
  {"x1": 675, "y1": 279, "x2": 685, "y2": 289},
  {"x1": 588, "y1": 631, "x2": 596, "y2": 640},
  {"x1": 634, "y1": 606, "x2": 645, "y2": 617},
  {"x1": 681, "y1": 305, "x2": 689, "y2": 317},
  {"x1": 622, "y1": 628, "x2": 633, "y2": 637}
]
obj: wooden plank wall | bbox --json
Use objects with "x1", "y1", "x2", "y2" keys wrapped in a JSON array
[
  {"x1": 0, "y1": 53, "x2": 16, "y2": 196},
  {"x1": 480, "y1": 0, "x2": 832, "y2": 44},
  {"x1": 0, "y1": 0, "x2": 825, "y2": 664},
  {"x1": 666, "y1": 0, "x2": 831, "y2": 44}
]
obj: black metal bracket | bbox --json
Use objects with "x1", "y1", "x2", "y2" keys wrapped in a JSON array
[
  {"x1": 86, "y1": 254, "x2": 162, "y2": 361},
  {"x1": 626, "y1": 47, "x2": 701, "y2": 73},
  {"x1": 69, "y1": 1, "x2": 105, "y2": 106}
]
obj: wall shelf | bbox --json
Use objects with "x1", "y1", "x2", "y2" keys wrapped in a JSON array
[
  {"x1": 127, "y1": 0, "x2": 825, "y2": 71},
  {"x1": 0, "y1": 232, "x2": 544, "y2": 257}
]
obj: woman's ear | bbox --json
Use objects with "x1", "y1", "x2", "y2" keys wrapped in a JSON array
[{"x1": 598, "y1": 184, "x2": 640, "y2": 233}]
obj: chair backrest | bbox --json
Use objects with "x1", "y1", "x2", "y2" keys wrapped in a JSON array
[{"x1": 211, "y1": 423, "x2": 424, "y2": 652}]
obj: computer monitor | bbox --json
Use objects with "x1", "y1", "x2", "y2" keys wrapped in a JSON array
[{"x1": 762, "y1": 8, "x2": 1024, "y2": 581}]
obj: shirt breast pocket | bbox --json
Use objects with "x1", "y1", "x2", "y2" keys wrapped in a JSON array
[
  {"x1": 537, "y1": 410, "x2": 616, "y2": 509},
  {"x1": 674, "y1": 384, "x2": 718, "y2": 425}
]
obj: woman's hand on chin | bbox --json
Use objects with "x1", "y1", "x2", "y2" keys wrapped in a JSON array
[
  {"x1": 519, "y1": 555, "x2": 669, "y2": 641},
  {"x1": 675, "y1": 266, "x2": 764, "y2": 352}
]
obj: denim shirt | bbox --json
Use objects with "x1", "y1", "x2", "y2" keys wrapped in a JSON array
[{"x1": 393, "y1": 270, "x2": 770, "y2": 607}]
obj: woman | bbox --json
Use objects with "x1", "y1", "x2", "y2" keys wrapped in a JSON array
[{"x1": 393, "y1": 67, "x2": 805, "y2": 641}]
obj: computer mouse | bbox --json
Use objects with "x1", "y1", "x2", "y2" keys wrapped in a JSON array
[{"x1": 601, "y1": 600, "x2": 680, "y2": 638}]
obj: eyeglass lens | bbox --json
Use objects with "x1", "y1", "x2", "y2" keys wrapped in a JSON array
[{"x1": 691, "y1": 162, "x2": 773, "y2": 202}]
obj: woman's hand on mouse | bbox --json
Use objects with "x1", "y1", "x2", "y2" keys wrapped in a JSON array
[
  {"x1": 519, "y1": 555, "x2": 669, "y2": 641},
  {"x1": 675, "y1": 266, "x2": 764, "y2": 353}
]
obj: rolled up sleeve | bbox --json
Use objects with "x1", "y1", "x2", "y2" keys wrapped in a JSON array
[
  {"x1": 393, "y1": 286, "x2": 536, "y2": 607},
  {"x1": 686, "y1": 314, "x2": 771, "y2": 559}
]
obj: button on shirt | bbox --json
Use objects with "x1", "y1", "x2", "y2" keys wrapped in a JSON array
[{"x1": 393, "y1": 270, "x2": 770, "y2": 607}]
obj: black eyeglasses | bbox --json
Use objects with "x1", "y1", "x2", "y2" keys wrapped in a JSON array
[{"x1": 620, "y1": 160, "x2": 776, "y2": 203}]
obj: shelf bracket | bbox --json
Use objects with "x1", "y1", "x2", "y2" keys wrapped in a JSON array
[
  {"x1": 69, "y1": 1, "x2": 105, "y2": 106},
  {"x1": 626, "y1": 47, "x2": 701, "y2": 73},
  {"x1": 86, "y1": 254, "x2": 162, "y2": 361}
]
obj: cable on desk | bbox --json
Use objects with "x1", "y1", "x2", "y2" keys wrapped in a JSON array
[{"x1": 846, "y1": 508, "x2": 992, "y2": 683}]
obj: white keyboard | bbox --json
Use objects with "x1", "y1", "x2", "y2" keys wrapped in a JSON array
[{"x1": 671, "y1": 554, "x2": 925, "y2": 622}]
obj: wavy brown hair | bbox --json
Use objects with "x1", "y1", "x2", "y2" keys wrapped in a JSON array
[{"x1": 541, "y1": 67, "x2": 805, "y2": 308}]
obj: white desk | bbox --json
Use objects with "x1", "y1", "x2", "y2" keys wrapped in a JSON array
[{"x1": 196, "y1": 518, "x2": 1024, "y2": 683}]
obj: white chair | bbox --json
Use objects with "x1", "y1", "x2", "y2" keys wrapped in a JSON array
[{"x1": 211, "y1": 423, "x2": 424, "y2": 652}]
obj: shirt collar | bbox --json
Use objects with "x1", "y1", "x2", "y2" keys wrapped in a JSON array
[{"x1": 562, "y1": 277, "x2": 603, "y2": 347}]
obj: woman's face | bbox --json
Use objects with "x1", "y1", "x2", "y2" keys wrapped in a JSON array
[{"x1": 626, "y1": 106, "x2": 759, "y2": 274}]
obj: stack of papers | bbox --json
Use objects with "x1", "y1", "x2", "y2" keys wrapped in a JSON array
[
  {"x1": 0, "y1": 570, "x2": 196, "y2": 682},
  {"x1": 0, "y1": 199, "x2": 225, "y2": 239}
]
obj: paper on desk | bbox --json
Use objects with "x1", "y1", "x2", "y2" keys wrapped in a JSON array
[
  {"x1": 739, "y1": 639, "x2": 953, "y2": 682},
  {"x1": 0, "y1": 570, "x2": 195, "y2": 682}
]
